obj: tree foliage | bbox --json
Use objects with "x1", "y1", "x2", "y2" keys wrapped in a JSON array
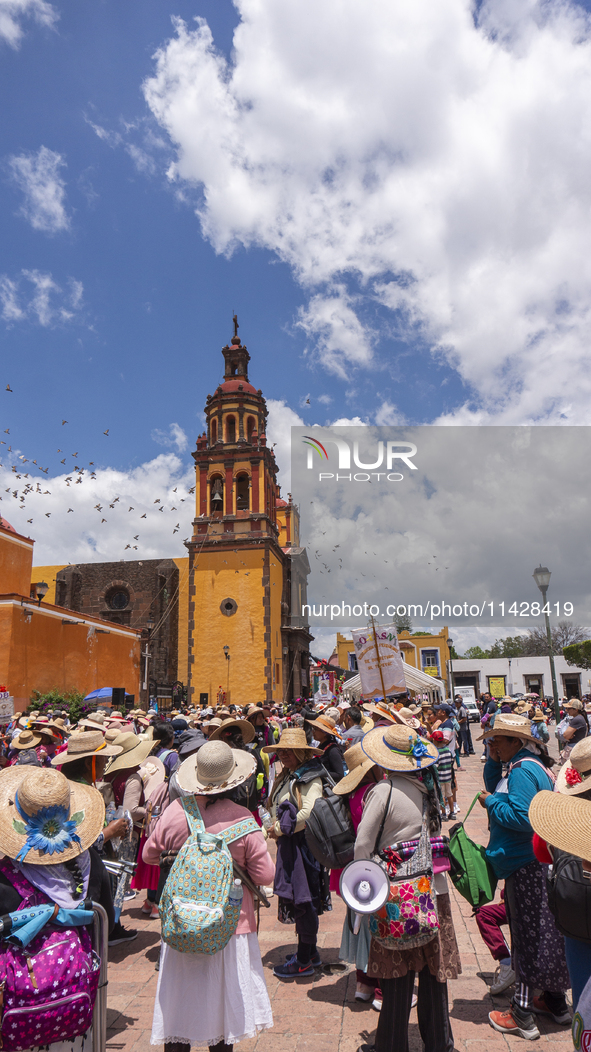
[
  {"x1": 462, "y1": 621, "x2": 589, "y2": 659},
  {"x1": 563, "y1": 640, "x2": 591, "y2": 670},
  {"x1": 28, "y1": 688, "x2": 91, "y2": 725}
]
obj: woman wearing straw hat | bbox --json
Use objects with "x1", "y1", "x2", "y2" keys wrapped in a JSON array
[
  {"x1": 530, "y1": 792, "x2": 591, "y2": 1048},
  {"x1": 477, "y1": 712, "x2": 570, "y2": 1040},
  {"x1": 261, "y1": 727, "x2": 330, "y2": 979},
  {"x1": 144, "y1": 740, "x2": 274, "y2": 1052},
  {"x1": 354, "y1": 724, "x2": 460, "y2": 1052},
  {"x1": 305, "y1": 714, "x2": 346, "y2": 781},
  {"x1": 529, "y1": 738, "x2": 591, "y2": 1010},
  {"x1": 102, "y1": 733, "x2": 162, "y2": 918},
  {"x1": 559, "y1": 698, "x2": 589, "y2": 764},
  {"x1": 0, "y1": 765, "x2": 111, "y2": 1048},
  {"x1": 332, "y1": 744, "x2": 384, "y2": 1005}
]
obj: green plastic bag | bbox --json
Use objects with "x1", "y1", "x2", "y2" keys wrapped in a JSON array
[{"x1": 447, "y1": 792, "x2": 497, "y2": 909}]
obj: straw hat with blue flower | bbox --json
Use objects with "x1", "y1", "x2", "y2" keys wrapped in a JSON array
[
  {"x1": 0, "y1": 766, "x2": 105, "y2": 864},
  {"x1": 361, "y1": 723, "x2": 439, "y2": 771}
]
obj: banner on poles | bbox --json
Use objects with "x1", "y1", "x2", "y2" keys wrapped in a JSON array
[{"x1": 351, "y1": 623, "x2": 406, "y2": 698}]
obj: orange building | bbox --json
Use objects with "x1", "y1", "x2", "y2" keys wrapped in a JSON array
[{"x1": 0, "y1": 517, "x2": 141, "y2": 710}]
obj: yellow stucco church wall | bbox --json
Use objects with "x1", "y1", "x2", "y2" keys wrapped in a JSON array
[
  {"x1": 190, "y1": 548, "x2": 281, "y2": 706},
  {"x1": 173, "y1": 556, "x2": 189, "y2": 686}
]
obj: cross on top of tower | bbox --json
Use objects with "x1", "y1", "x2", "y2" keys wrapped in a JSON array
[{"x1": 233, "y1": 313, "x2": 239, "y2": 339}]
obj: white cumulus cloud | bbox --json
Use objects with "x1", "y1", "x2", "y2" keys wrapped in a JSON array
[
  {"x1": 8, "y1": 146, "x2": 69, "y2": 233},
  {"x1": 0, "y1": 453, "x2": 195, "y2": 564},
  {"x1": 151, "y1": 422, "x2": 189, "y2": 453},
  {"x1": 0, "y1": 0, "x2": 56, "y2": 48},
  {"x1": 0, "y1": 270, "x2": 83, "y2": 326},
  {"x1": 143, "y1": 0, "x2": 591, "y2": 424}
]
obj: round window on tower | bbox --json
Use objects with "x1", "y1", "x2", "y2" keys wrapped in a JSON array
[
  {"x1": 220, "y1": 597, "x2": 238, "y2": 617},
  {"x1": 108, "y1": 590, "x2": 129, "y2": 611}
]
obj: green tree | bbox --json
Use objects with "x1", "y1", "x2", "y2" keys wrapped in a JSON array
[
  {"x1": 463, "y1": 646, "x2": 488, "y2": 659},
  {"x1": 563, "y1": 640, "x2": 591, "y2": 670},
  {"x1": 394, "y1": 612, "x2": 413, "y2": 633},
  {"x1": 488, "y1": 636, "x2": 526, "y2": 658}
]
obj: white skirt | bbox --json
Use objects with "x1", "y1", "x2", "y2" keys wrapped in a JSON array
[{"x1": 151, "y1": 933, "x2": 273, "y2": 1047}]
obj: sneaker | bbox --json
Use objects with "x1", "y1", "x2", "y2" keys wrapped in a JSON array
[
  {"x1": 123, "y1": 889, "x2": 137, "y2": 901},
  {"x1": 481, "y1": 755, "x2": 487, "y2": 762},
  {"x1": 274, "y1": 958, "x2": 315, "y2": 979},
  {"x1": 262, "y1": 886, "x2": 274, "y2": 898},
  {"x1": 285, "y1": 950, "x2": 322, "y2": 969},
  {"x1": 490, "y1": 963, "x2": 515, "y2": 995},
  {"x1": 453, "y1": 804, "x2": 461, "y2": 814},
  {"x1": 141, "y1": 899, "x2": 152, "y2": 915},
  {"x1": 150, "y1": 906, "x2": 160, "y2": 920},
  {"x1": 532, "y1": 994, "x2": 572, "y2": 1025},
  {"x1": 355, "y1": 982, "x2": 374, "y2": 1002},
  {"x1": 372, "y1": 994, "x2": 382, "y2": 1011},
  {"x1": 108, "y1": 922, "x2": 138, "y2": 946},
  {"x1": 489, "y1": 1008, "x2": 540, "y2": 1040}
]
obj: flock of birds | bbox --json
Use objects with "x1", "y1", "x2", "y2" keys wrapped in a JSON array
[{"x1": 2, "y1": 385, "x2": 194, "y2": 553}]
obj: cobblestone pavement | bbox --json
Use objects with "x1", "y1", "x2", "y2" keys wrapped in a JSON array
[{"x1": 106, "y1": 747, "x2": 574, "y2": 1052}]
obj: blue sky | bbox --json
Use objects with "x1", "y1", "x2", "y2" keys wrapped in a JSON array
[
  {"x1": 2, "y1": 0, "x2": 591, "y2": 654},
  {"x1": 1, "y1": 0, "x2": 466, "y2": 487}
]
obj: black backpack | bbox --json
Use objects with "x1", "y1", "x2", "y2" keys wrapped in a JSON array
[
  {"x1": 304, "y1": 766, "x2": 355, "y2": 870},
  {"x1": 546, "y1": 848, "x2": 591, "y2": 942}
]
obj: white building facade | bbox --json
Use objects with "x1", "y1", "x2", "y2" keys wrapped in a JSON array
[{"x1": 451, "y1": 655, "x2": 590, "y2": 700}]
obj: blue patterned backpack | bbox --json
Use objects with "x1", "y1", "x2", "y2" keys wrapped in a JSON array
[{"x1": 160, "y1": 796, "x2": 260, "y2": 955}]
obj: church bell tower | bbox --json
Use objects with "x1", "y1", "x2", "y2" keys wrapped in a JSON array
[{"x1": 186, "y1": 318, "x2": 310, "y2": 706}]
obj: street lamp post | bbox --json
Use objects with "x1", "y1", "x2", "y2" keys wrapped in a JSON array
[
  {"x1": 447, "y1": 637, "x2": 455, "y2": 699},
  {"x1": 142, "y1": 616, "x2": 155, "y2": 706},
  {"x1": 532, "y1": 565, "x2": 560, "y2": 723}
]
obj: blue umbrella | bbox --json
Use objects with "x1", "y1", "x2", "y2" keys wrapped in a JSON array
[{"x1": 83, "y1": 687, "x2": 132, "y2": 702}]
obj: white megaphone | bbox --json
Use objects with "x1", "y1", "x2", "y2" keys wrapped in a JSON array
[{"x1": 339, "y1": 859, "x2": 390, "y2": 934}]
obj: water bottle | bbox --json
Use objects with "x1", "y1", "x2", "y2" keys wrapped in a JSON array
[
  {"x1": 259, "y1": 807, "x2": 274, "y2": 830},
  {"x1": 228, "y1": 879, "x2": 243, "y2": 906}
]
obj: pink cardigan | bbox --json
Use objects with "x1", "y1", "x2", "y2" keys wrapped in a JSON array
[{"x1": 143, "y1": 797, "x2": 275, "y2": 935}]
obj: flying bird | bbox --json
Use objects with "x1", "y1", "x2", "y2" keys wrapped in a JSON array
[
  {"x1": 128, "y1": 507, "x2": 134, "y2": 512},
  {"x1": 103, "y1": 430, "x2": 109, "y2": 436},
  {"x1": 141, "y1": 513, "x2": 146, "y2": 519},
  {"x1": 305, "y1": 396, "x2": 310, "y2": 405},
  {"x1": 60, "y1": 459, "x2": 66, "y2": 465},
  {"x1": 133, "y1": 535, "x2": 139, "y2": 540},
  {"x1": 101, "y1": 518, "x2": 107, "y2": 523},
  {"x1": 154, "y1": 499, "x2": 160, "y2": 503},
  {"x1": 62, "y1": 420, "x2": 67, "y2": 425},
  {"x1": 67, "y1": 508, "x2": 73, "y2": 513},
  {"x1": 3, "y1": 430, "x2": 9, "y2": 434},
  {"x1": 124, "y1": 544, "x2": 131, "y2": 550},
  {"x1": 6, "y1": 385, "x2": 13, "y2": 392},
  {"x1": 45, "y1": 513, "x2": 51, "y2": 518},
  {"x1": 27, "y1": 519, "x2": 32, "y2": 523}
]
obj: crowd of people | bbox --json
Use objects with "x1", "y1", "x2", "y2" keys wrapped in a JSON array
[{"x1": 0, "y1": 686, "x2": 590, "y2": 1052}]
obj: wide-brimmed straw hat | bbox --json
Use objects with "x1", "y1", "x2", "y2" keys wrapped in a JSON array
[
  {"x1": 361, "y1": 723, "x2": 438, "y2": 772},
  {"x1": 532, "y1": 709, "x2": 546, "y2": 722},
  {"x1": 305, "y1": 715, "x2": 342, "y2": 740},
  {"x1": 208, "y1": 718, "x2": 255, "y2": 745},
  {"x1": 529, "y1": 790, "x2": 591, "y2": 862},
  {"x1": 564, "y1": 698, "x2": 584, "y2": 711},
  {"x1": 51, "y1": 730, "x2": 122, "y2": 766},
  {"x1": 103, "y1": 733, "x2": 155, "y2": 776},
  {"x1": 32, "y1": 718, "x2": 68, "y2": 738},
  {"x1": 11, "y1": 728, "x2": 42, "y2": 750},
  {"x1": 362, "y1": 703, "x2": 398, "y2": 724},
  {"x1": 333, "y1": 743, "x2": 379, "y2": 796},
  {"x1": 479, "y1": 712, "x2": 538, "y2": 743},
  {"x1": 77, "y1": 717, "x2": 107, "y2": 733},
  {"x1": 176, "y1": 740, "x2": 256, "y2": 795},
  {"x1": 555, "y1": 738, "x2": 591, "y2": 796},
  {"x1": 0, "y1": 766, "x2": 105, "y2": 864},
  {"x1": 261, "y1": 727, "x2": 322, "y2": 756}
]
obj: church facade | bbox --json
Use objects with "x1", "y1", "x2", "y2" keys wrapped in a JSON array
[{"x1": 32, "y1": 323, "x2": 312, "y2": 708}]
